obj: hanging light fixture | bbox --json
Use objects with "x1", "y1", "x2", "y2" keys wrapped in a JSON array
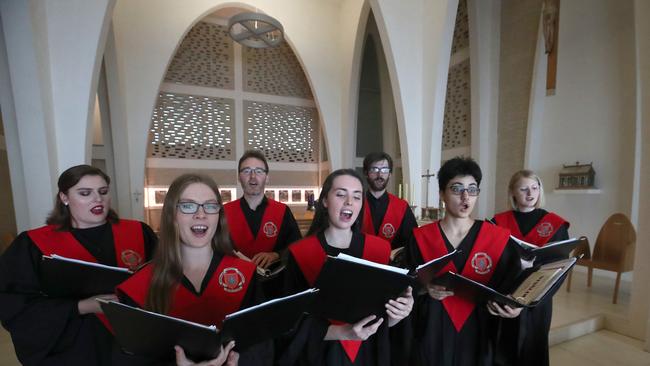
[{"x1": 228, "y1": 12, "x2": 284, "y2": 48}]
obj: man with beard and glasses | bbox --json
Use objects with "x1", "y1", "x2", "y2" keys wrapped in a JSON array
[
  {"x1": 361, "y1": 152, "x2": 418, "y2": 254},
  {"x1": 223, "y1": 150, "x2": 301, "y2": 297}
]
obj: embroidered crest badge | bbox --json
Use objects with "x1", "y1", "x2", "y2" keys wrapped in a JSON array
[
  {"x1": 219, "y1": 267, "x2": 245, "y2": 293},
  {"x1": 537, "y1": 222, "x2": 554, "y2": 237},
  {"x1": 381, "y1": 223, "x2": 396, "y2": 239},
  {"x1": 263, "y1": 221, "x2": 278, "y2": 238},
  {"x1": 471, "y1": 252, "x2": 493, "y2": 275},
  {"x1": 120, "y1": 249, "x2": 143, "y2": 271}
]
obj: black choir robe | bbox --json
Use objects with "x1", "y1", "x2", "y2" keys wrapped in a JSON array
[
  {"x1": 117, "y1": 252, "x2": 273, "y2": 366},
  {"x1": 405, "y1": 220, "x2": 522, "y2": 366},
  {"x1": 278, "y1": 231, "x2": 410, "y2": 366},
  {"x1": 0, "y1": 221, "x2": 157, "y2": 366},
  {"x1": 224, "y1": 196, "x2": 302, "y2": 256},
  {"x1": 363, "y1": 191, "x2": 418, "y2": 251},
  {"x1": 492, "y1": 209, "x2": 569, "y2": 366},
  {"x1": 224, "y1": 196, "x2": 302, "y2": 299}
]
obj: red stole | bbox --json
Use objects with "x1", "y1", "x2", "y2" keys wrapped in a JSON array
[
  {"x1": 224, "y1": 198, "x2": 286, "y2": 258},
  {"x1": 494, "y1": 211, "x2": 569, "y2": 247},
  {"x1": 116, "y1": 255, "x2": 255, "y2": 328},
  {"x1": 413, "y1": 221, "x2": 510, "y2": 332},
  {"x1": 289, "y1": 234, "x2": 390, "y2": 363},
  {"x1": 28, "y1": 220, "x2": 146, "y2": 330},
  {"x1": 362, "y1": 193, "x2": 409, "y2": 244}
]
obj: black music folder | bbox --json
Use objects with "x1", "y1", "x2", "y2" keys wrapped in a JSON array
[
  {"x1": 312, "y1": 253, "x2": 412, "y2": 324},
  {"x1": 511, "y1": 236, "x2": 583, "y2": 262},
  {"x1": 40, "y1": 255, "x2": 132, "y2": 298},
  {"x1": 414, "y1": 249, "x2": 461, "y2": 286},
  {"x1": 100, "y1": 288, "x2": 318, "y2": 362},
  {"x1": 435, "y1": 257, "x2": 577, "y2": 308}
]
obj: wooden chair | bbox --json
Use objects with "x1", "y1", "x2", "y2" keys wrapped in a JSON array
[
  {"x1": 565, "y1": 235, "x2": 591, "y2": 292},
  {"x1": 0, "y1": 232, "x2": 16, "y2": 255},
  {"x1": 567, "y1": 213, "x2": 636, "y2": 304}
]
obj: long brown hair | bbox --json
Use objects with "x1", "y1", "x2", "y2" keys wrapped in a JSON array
[
  {"x1": 307, "y1": 169, "x2": 366, "y2": 236},
  {"x1": 46, "y1": 164, "x2": 119, "y2": 230},
  {"x1": 145, "y1": 174, "x2": 233, "y2": 314}
]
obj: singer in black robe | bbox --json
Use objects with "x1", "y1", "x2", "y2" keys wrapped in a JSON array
[
  {"x1": 405, "y1": 220, "x2": 522, "y2": 366},
  {"x1": 492, "y1": 208, "x2": 569, "y2": 366},
  {"x1": 0, "y1": 222, "x2": 156, "y2": 366}
]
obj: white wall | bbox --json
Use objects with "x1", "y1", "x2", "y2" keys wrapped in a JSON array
[
  {"x1": 370, "y1": 0, "x2": 457, "y2": 210},
  {"x1": 525, "y1": 0, "x2": 637, "y2": 246},
  {"x1": 0, "y1": 0, "x2": 115, "y2": 229},
  {"x1": 633, "y1": 0, "x2": 650, "y2": 346},
  {"x1": 468, "y1": 0, "x2": 501, "y2": 218},
  {"x1": 0, "y1": 0, "x2": 464, "y2": 225},
  {"x1": 109, "y1": 0, "x2": 354, "y2": 218}
]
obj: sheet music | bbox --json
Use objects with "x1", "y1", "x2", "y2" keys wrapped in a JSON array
[
  {"x1": 510, "y1": 236, "x2": 579, "y2": 251},
  {"x1": 224, "y1": 288, "x2": 318, "y2": 319},
  {"x1": 99, "y1": 299, "x2": 219, "y2": 331},
  {"x1": 335, "y1": 253, "x2": 410, "y2": 275},
  {"x1": 415, "y1": 249, "x2": 458, "y2": 272},
  {"x1": 48, "y1": 254, "x2": 132, "y2": 273}
]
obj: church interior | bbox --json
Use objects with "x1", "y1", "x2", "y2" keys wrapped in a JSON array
[{"x1": 1, "y1": 0, "x2": 649, "y2": 364}]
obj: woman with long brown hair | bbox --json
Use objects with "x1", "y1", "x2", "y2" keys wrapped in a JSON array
[
  {"x1": 278, "y1": 169, "x2": 413, "y2": 366},
  {"x1": 117, "y1": 173, "x2": 271, "y2": 365},
  {"x1": 0, "y1": 164, "x2": 157, "y2": 365}
]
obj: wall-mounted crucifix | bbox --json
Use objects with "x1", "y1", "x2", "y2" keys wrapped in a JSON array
[
  {"x1": 421, "y1": 169, "x2": 436, "y2": 208},
  {"x1": 543, "y1": 0, "x2": 560, "y2": 96}
]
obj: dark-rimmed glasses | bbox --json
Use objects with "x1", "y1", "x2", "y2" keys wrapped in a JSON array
[
  {"x1": 177, "y1": 202, "x2": 221, "y2": 214},
  {"x1": 368, "y1": 167, "x2": 391, "y2": 174},
  {"x1": 448, "y1": 185, "x2": 480, "y2": 196},
  {"x1": 239, "y1": 167, "x2": 267, "y2": 175}
]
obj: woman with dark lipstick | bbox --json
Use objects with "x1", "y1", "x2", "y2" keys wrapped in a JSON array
[{"x1": 0, "y1": 164, "x2": 157, "y2": 365}]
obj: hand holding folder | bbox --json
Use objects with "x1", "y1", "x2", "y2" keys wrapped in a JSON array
[
  {"x1": 233, "y1": 250, "x2": 285, "y2": 279},
  {"x1": 100, "y1": 288, "x2": 318, "y2": 362},
  {"x1": 434, "y1": 257, "x2": 578, "y2": 308},
  {"x1": 312, "y1": 251, "x2": 460, "y2": 324},
  {"x1": 40, "y1": 255, "x2": 133, "y2": 298},
  {"x1": 312, "y1": 254, "x2": 412, "y2": 324}
]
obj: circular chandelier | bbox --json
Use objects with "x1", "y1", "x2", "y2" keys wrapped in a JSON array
[{"x1": 228, "y1": 12, "x2": 284, "y2": 48}]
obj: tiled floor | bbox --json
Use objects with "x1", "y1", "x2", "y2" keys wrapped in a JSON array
[
  {"x1": 551, "y1": 269, "x2": 631, "y2": 329},
  {"x1": 550, "y1": 330, "x2": 650, "y2": 365},
  {"x1": 0, "y1": 271, "x2": 644, "y2": 365}
]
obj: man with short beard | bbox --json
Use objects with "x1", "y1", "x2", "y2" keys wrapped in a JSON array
[
  {"x1": 223, "y1": 150, "x2": 301, "y2": 277},
  {"x1": 361, "y1": 152, "x2": 417, "y2": 252}
]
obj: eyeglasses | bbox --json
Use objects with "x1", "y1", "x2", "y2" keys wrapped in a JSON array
[
  {"x1": 239, "y1": 167, "x2": 267, "y2": 175},
  {"x1": 177, "y1": 202, "x2": 221, "y2": 214},
  {"x1": 448, "y1": 185, "x2": 480, "y2": 196},
  {"x1": 368, "y1": 167, "x2": 391, "y2": 174}
]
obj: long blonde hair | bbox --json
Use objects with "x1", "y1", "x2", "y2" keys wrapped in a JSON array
[
  {"x1": 507, "y1": 170, "x2": 545, "y2": 210},
  {"x1": 145, "y1": 174, "x2": 233, "y2": 314}
]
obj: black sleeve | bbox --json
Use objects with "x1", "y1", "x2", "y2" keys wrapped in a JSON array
[
  {"x1": 0, "y1": 232, "x2": 87, "y2": 365},
  {"x1": 139, "y1": 222, "x2": 158, "y2": 261},
  {"x1": 392, "y1": 208, "x2": 418, "y2": 249},
  {"x1": 490, "y1": 238, "x2": 524, "y2": 294},
  {"x1": 281, "y1": 251, "x2": 311, "y2": 296},
  {"x1": 275, "y1": 251, "x2": 330, "y2": 366},
  {"x1": 274, "y1": 209, "x2": 302, "y2": 253},
  {"x1": 238, "y1": 273, "x2": 274, "y2": 366},
  {"x1": 551, "y1": 223, "x2": 570, "y2": 242},
  {"x1": 241, "y1": 273, "x2": 267, "y2": 308},
  {"x1": 403, "y1": 234, "x2": 425, "y2": 271}
]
